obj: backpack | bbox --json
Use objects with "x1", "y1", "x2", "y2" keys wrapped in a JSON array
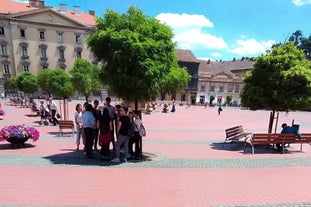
[
  {"x1": 135, "y1": 122, "x2": 146, "y2": 137},
  {"x1": 139, "y1": 123, "x2": 146, "y2": 137}
]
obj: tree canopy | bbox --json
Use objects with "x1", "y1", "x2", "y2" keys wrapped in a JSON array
[
  {"x1": 70, "y1": 58, "x2": 101, "y2": 101},
  {"x1": 241, "y1": 42, "x2": 311, "y2": 111},
  {"x1": 87, "y1": 6, "x2": 190, "y2": 105},
  {"x1": 14, "y1": 72, "x2": 38, "y2": 94},
  {"x1": 37, "y1": 69, "x2": 75, "y2": 99}
]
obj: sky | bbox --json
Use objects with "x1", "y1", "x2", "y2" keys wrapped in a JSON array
[{"x1": 41, "y1": 0, "x2": 311, "y2": 61}]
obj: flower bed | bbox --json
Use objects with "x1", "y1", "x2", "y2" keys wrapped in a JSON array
[{"x1": 0, "y1": 125, "x2": 39, "y2": 146}]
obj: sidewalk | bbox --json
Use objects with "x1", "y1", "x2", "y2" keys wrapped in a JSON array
[{"x1": 0, "y1": 101, "x2": 311, "y2": 207}]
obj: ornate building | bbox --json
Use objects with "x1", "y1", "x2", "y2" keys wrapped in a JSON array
[{"x1": 0, "y1": 0, "x2": 96, "y2": 94}]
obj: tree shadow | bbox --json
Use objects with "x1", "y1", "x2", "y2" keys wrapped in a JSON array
[{"x1": 42, "y1": 149, "x2": 156, "y2": 167}]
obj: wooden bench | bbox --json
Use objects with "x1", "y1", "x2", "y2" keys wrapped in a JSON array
[
  {"x1": 58, "y1": 120, "x2": 75, "y2": 137},
  {"x1": 244, "y1": 133, "x2": 311, "y2": 154},
  {"x1": 222, "y1": 125, "x2": 252, "y2": 148}
]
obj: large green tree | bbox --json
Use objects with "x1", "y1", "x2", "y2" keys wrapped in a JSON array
[
  {"x1": 87, "y1": 6, "x2": 190, "y2": 109},
  {"x1": 70, "y1": 58, "x2": 101, "y2": 102},
  {"x1": 37, "y1": 69, "x2": 55, "y2": 95},
  {"x1": 241, "y1": 42, "x2": 311, "y2": 132}
]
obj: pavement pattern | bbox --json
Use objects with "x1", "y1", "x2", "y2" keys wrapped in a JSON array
[{"x1": 0, "y1": 100, "x2": 311, "y2": 207}]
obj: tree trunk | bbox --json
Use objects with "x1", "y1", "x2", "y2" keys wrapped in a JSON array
[
  {"x1": 134, "y1": 100, "x2": 138, "y2": 111},
  {"x1": 268, "y1": 110, "x2": 275, "y2": 133}
]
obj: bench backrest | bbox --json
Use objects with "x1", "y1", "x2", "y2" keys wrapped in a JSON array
[
  {"x1": 225, "y1": 125, "x2": 243, "y2": 138},
  {"x1": 58, "y1": 120, "x2": 74, "y2": 128},
  {"x1": 252, "y1": 133, "x2": 298, "y2": 144}
]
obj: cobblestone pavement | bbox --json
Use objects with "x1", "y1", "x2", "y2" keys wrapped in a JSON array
[{"x1": 0, "y1": 100, "x2": 311, "y2": 207}]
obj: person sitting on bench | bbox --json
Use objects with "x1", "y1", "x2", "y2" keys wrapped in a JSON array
[{"x1": 276, "y1": 123, "x2": 302, "y2": 150}]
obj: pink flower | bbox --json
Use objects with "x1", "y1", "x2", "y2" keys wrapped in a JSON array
[{"x1": 0, "y1": 125, "x2": 40, "y2": 142}]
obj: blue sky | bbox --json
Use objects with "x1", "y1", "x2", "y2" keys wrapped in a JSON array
[{"x1": 42, "y1": 0, "x2": 311, "y2": 61}]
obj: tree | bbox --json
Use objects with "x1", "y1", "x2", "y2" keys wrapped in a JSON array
[
  {"x1": 288, "y1": 30, "x2": 311, "y2": 60},
  {"x1": 87, "y1": 6, "x2": 190, "y2": 110},
  {"x1": 241, "y1": 42, "x2": 311, "y2": 132},
  {"x1": 37, "y1": 69, "x2": 55, "y2": 95},
  {"x1": 14, "y1": 72, "x2": 38, "y2": 105},
  {"x1": 37, "y1": 69, "x2": 75, "y2": 120},
  {"x1": 226, "y1": 95, "x2": 232, "y2": 106},
  {"x1": 70, "y1": 58, "x2": 101, "y2": 102}
]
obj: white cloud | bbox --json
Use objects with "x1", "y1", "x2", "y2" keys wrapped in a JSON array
[
  {"x1": 174, "y1": 29, "x2": 228, "y2": 50},
  {"x1": 211, "y1": 52, "x2": 222, "y2": 57},
  {"x1": 231, "y1": 39, "x2": 275, "y2": 56},
  {"x1": 292, "y1": 0, "x2": 311, "y2": 6},
  {"x1": 156, "y1": 13, "x2": 213, "y2": 30},
  {"x1": 156, "y1": 13, "x2": 227, "y2": 51}
]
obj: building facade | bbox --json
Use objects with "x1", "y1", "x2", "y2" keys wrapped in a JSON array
[{"x1": 0, "y1": 0, "x2": 96, "y2": 94}]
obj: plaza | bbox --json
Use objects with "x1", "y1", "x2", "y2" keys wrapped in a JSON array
[{"x1": 0, "y1": 100, "x2": 311, "y2": 207}]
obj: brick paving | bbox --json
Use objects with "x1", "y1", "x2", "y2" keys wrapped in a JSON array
[{"x1": 0, "y1": 100, "x2": 311, "y2": 207}]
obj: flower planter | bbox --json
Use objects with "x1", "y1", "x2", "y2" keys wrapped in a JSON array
[
  {"x1": 0, "y1": 125, "x2": 39, "y2": 147},
  {"x1": 7, "y1": 137, "x2": 29, "y2": 147}
]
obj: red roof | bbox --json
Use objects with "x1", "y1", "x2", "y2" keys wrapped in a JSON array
[
  {"x1": 0, "y1": 0, "x2": 38, "y2": 14},
  {"x1": 0, "y1": 0, "x2": 96, "y2": 26}
]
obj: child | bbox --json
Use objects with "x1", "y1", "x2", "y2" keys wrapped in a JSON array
[{"x1": 39, "y1": 101, "x2": 48, "y2": 126}]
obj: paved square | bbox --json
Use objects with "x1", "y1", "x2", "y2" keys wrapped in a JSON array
[{"x1": 0, "y1": 100, "x2": 311, "y2": 207}]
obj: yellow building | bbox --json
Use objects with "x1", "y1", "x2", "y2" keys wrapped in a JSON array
[{"x1": 0, "y1": 0, "x2": 96, "y2": 94}]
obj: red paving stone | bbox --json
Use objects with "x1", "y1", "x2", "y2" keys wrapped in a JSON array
[{"x1": 1, "y1": 100, "x2": 311, "y2": 206}]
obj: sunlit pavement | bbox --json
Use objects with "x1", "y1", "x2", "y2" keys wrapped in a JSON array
[{"x1": 0, "y1": 99, "x2": 311, "y2": 207}]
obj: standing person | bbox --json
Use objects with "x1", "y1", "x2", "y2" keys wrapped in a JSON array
[
  {"x1": 132, "y1": 110, "x2": 143, "y2": 160},
  {"x1": 39, "y1": 100, "x2": 48, "y2": 126},
  {"x1": 97, "y1": 107, "x2": 113, "y2": 160},
  {"x1": 82, "y1": 103, "x2": 96, "y2": 159},
  {"x1": 105, "y1": 97, "x2": 116, "y2": 150},
  {"x1": 218, "y1": 103, "x2": 223, "y2": 115},
  {"x1": 74, "y1": 104, "x2": 85, "y2": 151},
  {"x1": 128, "y1": 111, "x2": 135, "y2": 158},
  {"x1": 92, "y1": 100, "x2": 100, "y2": 151},
  {"x1": 48, "y1": 97, "x2": 59, "y2": 125},
  {"x1": 171, "y1": 99, "x2": 176, "y2": 112},
  {"x1": 111, "y1": 106, "x2": 131, "y2": 163}
]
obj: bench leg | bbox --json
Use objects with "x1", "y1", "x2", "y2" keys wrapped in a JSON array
[
  {"x1": 252, "y1": 145, "x2": 254, "y2": 154},
  {"x1": 300, "y1": 143, "x2": 303, "y2": 151}
]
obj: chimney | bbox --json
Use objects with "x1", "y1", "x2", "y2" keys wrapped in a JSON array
[
  {"x1": 207, "y1": 59, "x2": 211, "y2": 64},
  {"x1": 73, "y1": 6, "x2": 80, "y2": 15},
  {"x1": 89, "y1": 10, "x2": 95, "y2": 16},
  {"x1": 59, "y1": 3, "x2": 67, "y2": 12},
  {"x1": 232, "y1": 57, "x2": 236, "y2": 62},
  {"x1": 29, "y1": 0, "x2": 45, "y2": 8}
]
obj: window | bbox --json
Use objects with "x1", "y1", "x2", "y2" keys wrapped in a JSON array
[
  {"x1": 39, "y1": 31, "x2": 45, "y2": 40},
  {"x1": 20, "y1": 29, "x2": 25, "y2": 38},
  {"x1": 200, "y1": 83, "x2": 205, "y2": 91},
  {"x1": 219, "y1": 84, "x2": 224, "y2": 92},
  {"x1": 0, "y1": 27, "x2": 4, "y2": 36},
  {"x1": 1, "y1": 44, "x2": 7, "y2": 54},
  {"x1": 23, "y1": 65, "x2": 29, "y2": 72},
  {"x1": 234, "y1": 84, "x2": 240, "y2": 92},
  {"x1": 40, "y1": 48, "x2": 47, "y2": 58},
  {"x1": 75, "y1": 35, "x2": 81, "y2": 44},
  {"x1": 3, "y1": 64, "x2": 10, "y2": 74},
  {"x1": 59, "y1": 49, "x2": 64, "y2": 59},
  {"x1": 210, "y1": 83, "x2": 215, "y2": 91},
  {"x1": 21, "y1": 46, "x2": 28, "y2": 57},
  {"x1": 57, "y1": 33, "x2": 63, "y2": 42},
  {"x1": 228, "y1": 83, "x2": 234, "y2": 92},
  {"x1": 76, "y1": 51, "x2": 81, "y2": 59}
]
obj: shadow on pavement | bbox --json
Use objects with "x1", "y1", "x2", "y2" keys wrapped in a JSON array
[
  {"x1": 0, "y1": 142, "x2": 35, "y2": 150},
  {"x1": 42, "y1": 149, "x2": 155, "y2": 167}
]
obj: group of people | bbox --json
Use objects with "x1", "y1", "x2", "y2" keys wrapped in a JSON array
[
  {"x1": 38, "y1": 97, "x2": 59, "y2": 126},
  {"x1": 74, "y1": 97, "x2": 143, "y2": 162}
]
